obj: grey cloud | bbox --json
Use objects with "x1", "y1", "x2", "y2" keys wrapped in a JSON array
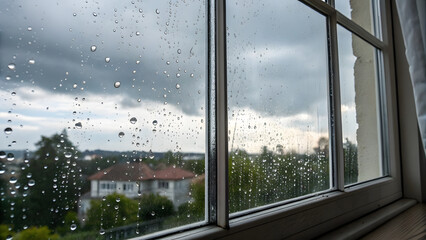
[{"x1": 0, "y1": 0, "x2": 206, "y2": 116}]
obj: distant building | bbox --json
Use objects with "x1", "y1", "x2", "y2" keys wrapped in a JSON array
[{"x1": 79, "y1": 162, "x2": 195, "y2": 220}]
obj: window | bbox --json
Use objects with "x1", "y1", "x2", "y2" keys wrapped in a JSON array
[
  {"x1": 0, "y1": 0, "x2": 402, "y2": 239},
  {"x1": 158, "y1": 181, "x2": 169, "y2": 189}
]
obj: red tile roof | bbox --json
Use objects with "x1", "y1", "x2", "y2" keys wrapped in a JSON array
[{"x1": 87, "y1": 162, "x2": 195, "y2": 181}]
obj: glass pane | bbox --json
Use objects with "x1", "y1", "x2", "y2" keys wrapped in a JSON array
[
  {"x1": 0, "y1": 0, "x2": 206, "y2": 238},
  {"x1": 227, "y1": 1, "x2": 330, "y2": 214},
  {"x1": 335, "y1": 0, "x2": 381, "y2": 37},
  {"x1": 338, "y1": 25, "x2": 383, "y2": 185}
]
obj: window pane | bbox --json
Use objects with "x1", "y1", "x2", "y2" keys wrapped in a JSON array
[
  {"x1": 337, "y1": 25, "x2": 383, "y2": 185},
  {"x1": 227, "y1": 1, "x2": 330, "y2": 214},
  {"x1": 0, "y1": 0, "x2": 206, "y2": 238},
  {"x1": 335, "y1": 0, "x2": 381, "y2": 37}
]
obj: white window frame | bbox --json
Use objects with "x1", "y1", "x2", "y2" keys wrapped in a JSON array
[{"x1": 132, "y1": 0, "x2": 402, "y2": 239}]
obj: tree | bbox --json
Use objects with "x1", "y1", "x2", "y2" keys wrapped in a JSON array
[
  {"x1": 344, "y1": 138, "x2": 358, "y2": 185},
  {"x1": 138, "y1": 193, "x2": 174, "y2": 221},
  {"x1": 85, "y1": 193, "x2": 138, "y2": 230},
  {"x1": 13, "y1": 226, "x2": 59, "y2": 240},
  {"x1": 15, "y1": 130, "x2": 83, "y2": 230}
]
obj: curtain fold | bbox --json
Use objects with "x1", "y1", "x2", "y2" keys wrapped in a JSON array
[{"x1": 395, "y1": 0, "x2": 426, "y2": 155}]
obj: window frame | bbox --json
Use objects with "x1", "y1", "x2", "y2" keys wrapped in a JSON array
[{"x1": 141, "y1": 0, "x2": 402, "y2": 238}]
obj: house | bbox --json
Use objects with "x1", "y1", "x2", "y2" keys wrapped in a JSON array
[{"x1": 79, "y1": 162, "x2": 196, "y2": 220}]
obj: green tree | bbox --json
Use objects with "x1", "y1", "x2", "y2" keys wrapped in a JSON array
[
  {"x1": 56, "y1": 211, "x2": 79, "y2": 235},
  {"x1": 13, "y1": 226, "x2": 58, "y2": 240},
  {"x1": 85, "y1": 193, "x2": 138, "y2": 230},
  {"x1": 15, "y1": 130, "x2": 83, "y2": 230},
  {"x1": 344, "y1": 138, "x2": 358, "y2": 185},
  {"x1": 138, "y1": 193, "x2": 174, "y2": 221}
]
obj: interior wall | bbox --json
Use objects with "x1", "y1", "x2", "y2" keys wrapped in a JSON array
[{"x1": 392, "y1": 0, "x2": 426, "y2": 203}]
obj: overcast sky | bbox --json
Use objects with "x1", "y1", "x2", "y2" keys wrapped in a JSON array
[{"x1": 0, "y1": 0, "x2": 359, "y2": 155}]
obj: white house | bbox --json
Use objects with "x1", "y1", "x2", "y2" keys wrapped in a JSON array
[{"x1": 79, "y1": 162, "x2": 196, "y2": 220}]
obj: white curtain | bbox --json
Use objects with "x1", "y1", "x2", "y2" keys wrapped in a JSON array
[{"x1": 396, "y1": 0, "x2": 426, "y2": 155}]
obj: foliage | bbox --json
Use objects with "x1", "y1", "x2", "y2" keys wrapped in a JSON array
[
  {"x1": 344, "y1": 138, "x2": 359, "y2": 185},
  {"x1": 0, "y1": 224, "x2": 14, "y2": 240},
  {"x1": 178, "y1": 180, "x2": 204, "y2": 219},
  {"x1": 137, "y1": 193, "x2": 174, "y2": 221},
  {"x1": 13, "y1": 130, "x2": 84, "y2": 231},
  {"x1": 13, "y1": 226, "x2": 58, "y2": 240},
  {"x1": 229, "y1": 140, "x2": 331, "y2": 212},
  {"x1": 85, "y1": 193, "x2": 138, "y2": 230},
  {"x1": 56, "y1": 211, "x2": 79, "y2": 236}
]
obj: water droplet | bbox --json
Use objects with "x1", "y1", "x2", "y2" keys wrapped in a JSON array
[
  {"x1": 176, "y1": 73, "x2": 181, "y2": 78},
  {"x1": 92, "y1": 12, "x2": 98, "y2": 17},
  {"x1": 28, "y1": 179, "x2": 35, "y2": 187},
  {"x1": 155, "y1": 9, "x2": 160, "y2": 14},
  {"x1": 114, "y1": 81, "x2": 121, "y2": 88},
  {"x1": 151, "y1": 211, "x2": 155, "y2": 216},
  {"x1": 28, "y1": 59, "x2": 35, "y2": 64},
  {"x1": 149, "y1": 150, "x2": 154, "y2": 159},
  {"x1": 105, "y1": 57, "x2": 111, "y2": 63},
  {"x1": 65, "y1": 152, "x2": 72, "y2": 158},
  {"x1": 90, "y1": 45, "x2": 97, "y2": 52},
  {"x1": 177, "y1": 49, "x2": 181, "y2": 54},
  {"x1": 136, "y1": 31, "x2": 140, "y2": 36},
  {"x1": 176, "y1": 83, "x2": 180, "y2": 89},
  {"x1": 118, "y1": 132, "x2": 125, "y2": 138},
  {"x1": 190, "y1": 73, "x2": 194, "y2": 78},
  {"x1": 130, "y1": 117, "x2": 137, "y2": 124},
  {"x1": 9, "y1": 177, "x2": 17, "y2": 184},
  {"x1": 8, "y1": 63, "x2": 16, "y2": 70},
  {"x1": 116, "y1": 197, "x2": 120, "y2": 202},
  {"x1": 0, "y1": 151, "x2": 6, "y2": 158},
  {"x1": 73, "y1": 13, "x2": 77, "y2": 17},
  {"x1": 75, "y1": 122, "x2": 82, "y2": 129},
  {"x1": 152, "y1": 120, "x2": 158, "y2": 126},
  {"x1": 6, "y1": 235, "x2": 12, "y2": 240},
  {"x1": 7, "y1": 153, "x2": 14, "y2": 161},
  {"x1": 26, "y1": 173, "x2": 32, "y2": 178},
  {"x1": 70, "y1": 224, "x2": 77, "y2": 231},
  {"x1": 99, "y1": 229, "x2": 105, "y2": 235},
  {"x1": 4, "y1": 127, "x2": 12, "y2": 135},
  {"x1": 73, "y1": 84, "x2": 78, "y2": 89},
  {"x1": 5, "y1": 76, "x2": 11, "y2": 81}
]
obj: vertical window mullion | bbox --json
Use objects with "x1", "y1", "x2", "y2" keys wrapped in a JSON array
[
  {"x1": 328, "y1": 10, "x2": 345, "y2": 191},
  {"x1": 215, "y1": 0, "x2": 229, "y2": 228}
]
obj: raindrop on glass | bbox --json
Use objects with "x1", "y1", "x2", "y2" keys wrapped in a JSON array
[
  {"x1": 114, "y1": 81, "x2": 121, "y2": 88},
  {"x1": 0, "y1": 151, "x2": 6, "y2": 158},
  {"x1": 177, "y1": 49, "x2": 181, "y2": 54},
  {"x1": 5, "y1": 76, "x2": 11, "y2": 81},
  {"x1": 130, "y1": 117, "x2": 137, "y2": 124},
  {"x1": 65, "y1": 152, "x2": 72, "y2": 158},
  {"x1": 99, "y1": 229, "x2": 105, "y2": 235},
  {"x1": 73, "y1": 13, "x2": 77, "y2": 17},
  {"x1": 4, "y1": 127, "x2": 12, "y2": 135},
  {"x1": 176, "y1": 83, "x2": 180, "y2": 89},
  {"x1": 105, "y1": 57, "x2": 111, "y2": 63},
  {"x1": 152, "y1": 120, "x2": 158, "y2": 126},
  {"x1": 9, "y1": 177, "x2": 17, "y2": 184},
  {"x1": 8, "y1": 63, "x2": 16, "y2": 70},
  {"x1": 118, "y1": 132, "x2": 125, "y2": 138},
  {"x1": 28, "y1": 59, "x2": 35, "y2": 64},
  {"x1": 70, "y1": 224, "x2": 77, "y2": 231},
  {"x1": 92, "y1": 12, "x2": 98, "y2": 17},
  {"x1": 176, "y1": 73, "x2": 180, "y2": 78},
  {"x1": 28, "y1": 179, "x2": 35, "y2": 187},
  {"x1": 116, "y1": 197, "x2": 120, "y2": 202},
  {"x1": 75, "y1": 122, "x2": 82, "y2": 129},
  {"x1": 90, "y1": 45, "x2": 97, "y2": 52},
  {"x1": 7, "y1": 153, "x2": 14, "y2": 161},
  {"x1": 155, "y1": 9, "x2": 160, "y2": 14}
]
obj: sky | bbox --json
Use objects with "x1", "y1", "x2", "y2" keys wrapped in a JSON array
[{"x1": 0, "y1": 0, "x2": 362, "y2": 155}]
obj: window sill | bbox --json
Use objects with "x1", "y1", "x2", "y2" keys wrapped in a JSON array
[{"x1": 139, "y1": 177, "x2": 401, "y2": 239}]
